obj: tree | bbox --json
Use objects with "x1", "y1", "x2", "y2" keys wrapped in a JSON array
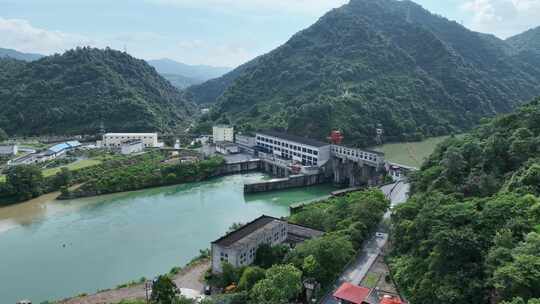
[
  {"x1": 151, "y1": 275, "x2": 179, "y2": 304},
  {"x1": 493, "y1": 233, "x2": 540, "y2": 301},
  {"x1": 254, "y1": 244, "x2": 290, "y2": 269},
  {"x1": 238, "y1": 266, "x2": 266, "y2": 291},
  {"x1": 54, "y1": 167, "x2": 73, "y2": 188},
  {"x1": 6, "y1": 165, "x2": 43, "y2": 200},
  {"x1": 286, "y1": 234, "x2": 354, "y2": 285},
  {"x1": 0, "y1": 128, "x2": 7, "y2": 142},
  {"x1": 219, "y1": 262, "x2": 241, "y2": 288},
  {"x1": 249, "y1": 264, "x2": 302, "y2": 304}
]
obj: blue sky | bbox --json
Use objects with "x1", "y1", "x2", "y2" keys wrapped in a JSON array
[{"x1": 1, "y1": 0, "x2": 539, "y2": 67}]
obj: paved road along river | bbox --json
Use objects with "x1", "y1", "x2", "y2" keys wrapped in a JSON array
[{"x1": 0, "y1": 173, "x2": 335, "y2": 304}]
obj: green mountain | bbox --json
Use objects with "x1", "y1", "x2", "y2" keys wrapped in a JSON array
[
  {"x1": 193, "y1": 0, "x2": 540, "y2": 146},
  {"x1": 507, "y1": 26, "x2": 540, "y2": 53},
  {"x1": 507, "y1": 26, "x2": 540, "y2": 67},
  {"x1": 0, "y1": 47, "x2": 195, "y2": 136},
  {"x1": 0, "y1": 47, "x2": 44, "y2": 62},
  {"x1": 186, "y1": 58, "x2": 261, "y2": 104},
  {"x1": 148, "y1": 58, "x2": 231, "y2": 89},
  {"x1": 390, "y1": 98, "x2": 540, "y2": 304},
  {"x1": 161, "y1": 73, "x2": 201, "y2": 89}
]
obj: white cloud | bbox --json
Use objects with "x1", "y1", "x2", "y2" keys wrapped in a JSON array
[
  {"x1": 148, "y1": 0, "x2": 349, "y2": 16},
  {"x1": 0, "y1": 17, "x2": 250, "y2": 66},
  {"x1": 0, "y1": 17, "x2": 97, "y2": 54},
  {"x1": 460, "y1": 0, "x2": 540, "y2": 38}
]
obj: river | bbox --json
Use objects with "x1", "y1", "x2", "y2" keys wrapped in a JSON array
[{"x1": 0, "y1": 173, "x2": 335, "y2": 303}]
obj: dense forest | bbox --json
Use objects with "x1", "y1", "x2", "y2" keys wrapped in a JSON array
[
  {"x1": 0, "y1": 47, "x2": 195, "y2": 136},
  {"x1": 192, "y1": 0, "x2": 540, "y2": 146},
  {"x1": 0, "y1": 152, "x2": 224, "y2": 204},
  {"x1": 390, "y1": 97, "x2": 540, "y2": 304},
  {"x1": 201, "y1": 189, "x2": 389, "y2": 304}
]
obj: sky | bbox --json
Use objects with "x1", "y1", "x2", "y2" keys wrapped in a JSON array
[{"x1": 1, "y1": 0, "x2": 539, "y2": 68}]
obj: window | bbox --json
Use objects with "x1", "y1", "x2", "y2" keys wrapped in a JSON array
[{"x1": 314, "y1": 151, "x2": 318, "y2": 156}]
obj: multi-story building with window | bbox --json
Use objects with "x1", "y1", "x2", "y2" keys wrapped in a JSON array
[
  {"x1": 255, "y1": 131, "x2": 331, "y2": 167},
  {"x1": 102, "y1": 133, "x2": 159, "y2": 148},
  {"x1": 213, "y1": 125, "x2": 234, "y2": 143},
  {"x1": 211, "y1": 215, "x2": 323, "y2": 273}
]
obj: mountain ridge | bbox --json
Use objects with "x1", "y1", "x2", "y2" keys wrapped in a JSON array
[
  {"x1": 0, "y1": 47, "x2": 195, "y2": 136},
  {"x1": 0, "y1": 47, "x2": 44, "y2": 62},
  {"x1": 192, "y1": 0, "x2": 540, "y2": 146},
  {"x1": 148, "y1": 58, "x2": 232, "y2": 89}
]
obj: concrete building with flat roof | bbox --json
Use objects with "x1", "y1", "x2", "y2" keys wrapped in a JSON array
[
  {"x1": 215, "y1": 141, "x2": 239, "y2": 155},
  {"x1": 213, "y1": 125, "x2": 234, "y2": 143},
  {"x1": 120, "y1": 139, "x2": 144, "y2": 155},
  {"x1": 255, "y1": 131, "x2": 331, "y2": 167},
  {"x1": 211, "y1": 215, "x2": 323, "y2": 273},
  {"x1": 0, "y1": 145, "x2": 18, "y2": 156},
  {"x1": 102, "y1": 133, "x2": 159, "y2": 148}
]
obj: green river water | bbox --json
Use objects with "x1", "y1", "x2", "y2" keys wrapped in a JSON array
[{"x1": 0, "y1": 173, "x2": 335, "y2": 303}]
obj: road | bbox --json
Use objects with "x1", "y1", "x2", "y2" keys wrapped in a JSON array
[{"x1": 320, "y1": 181, "x2": 410, "y2": 304}]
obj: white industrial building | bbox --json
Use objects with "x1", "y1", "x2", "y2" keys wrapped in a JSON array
[
  {"x1": 0, "y1": 145, "x2": 18, "y2": 156},
  {"x1": 215, "y1": 141, "x2": 240, "y2": 155},
  {"x1": 331, "y1": 145, "x2": 385, "y2": 167},
  {"x1": 120, "y1": 140, "x2": 145, "y2": 155},
  {"x1": 213, "y1": 125, "x2": 234, "y2": 143},
  {"x1": 211, "y1": 215, "x2": 323, "y2": 273},
  {"x1": 101, "y1": 133, "x2": 160, "y2": 148},
  {"x1": 255, "y1": 131, "x2": 331, "y2": 167}
]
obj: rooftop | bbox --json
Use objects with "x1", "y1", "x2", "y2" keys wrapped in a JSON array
[
  {"x1": 257, "y1": 130, "x2": 329, "y2": 148},
  {"x1": 212, "y1": 215, "x2": 281, "y2": 247},
  {"x1": 286, "y1": 223, "x2": 325, "y2": 244},
  {"x1": 333, "y1": 283, "x2": 371, "y2": 304},
  {"x1": 215, "y1": 141, "x2": 237, "y2": 147},
  {"x1": 104, "y1": 133, "x2": 157, "y2": 136}
]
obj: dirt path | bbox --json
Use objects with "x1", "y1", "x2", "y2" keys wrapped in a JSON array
[{"x1": 59, "y1": 260, "x2": 210, "y2": 304}]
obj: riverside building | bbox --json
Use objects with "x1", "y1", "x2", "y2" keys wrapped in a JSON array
[
  {"x1": 101, "y1": 133, "x2": 160, "y2": 148},
  {"x1": 211, "y1": 215, "x2": 323, "y2": 273},
  {"x1": 255, "y1": 131, "x2": 331, "y2": 167}
]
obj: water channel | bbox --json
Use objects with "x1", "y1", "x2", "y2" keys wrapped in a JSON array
[{"x1": 0, "y1": 173, "x2": 334, "y2": 303}]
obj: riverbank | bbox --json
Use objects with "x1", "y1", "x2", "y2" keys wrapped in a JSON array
[
  {"x1": 59, "y1": 259, "x2": 210, "y2": 304},
  {"x1": 0, "y1": 173, "x2": 335, "y2": 303}
]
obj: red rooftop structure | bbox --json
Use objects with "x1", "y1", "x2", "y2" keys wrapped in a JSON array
[
  {"x1": 333, "y1": 282, "x2": 371, "y2": 304},
  {"x1": 380, "y1": 295, "x2": 406, "y2": 304},
  {"x1": 328, "y1": 130, "x2": 345, "y2": 145}
]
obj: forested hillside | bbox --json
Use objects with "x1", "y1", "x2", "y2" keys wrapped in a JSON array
[
  {"x1": 507, "y1": 27, "x2": 540, "y2": 68},
  {"x1": 194, "y1": 0, "x2": 540, "y2": 146},
  {"x1": 186, "y1": 57, "x2": 261, "y2": 105},
  {"x1": 0, "y1": 47, "x2": 195, "y2": 136},
  {"x1": 390, "y1": 98, "x2": 540, "y2": 304},
  {"x1": 0, "y1": 47, "x2": 44, "y2": 61}
]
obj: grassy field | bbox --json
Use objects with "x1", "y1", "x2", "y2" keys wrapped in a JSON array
[
  {"x1": 42, "y1": 158, "x2": 103, "y2": 177},
  {"x1": 372, "y1": 136, "x2": 450, "y2": 168}
]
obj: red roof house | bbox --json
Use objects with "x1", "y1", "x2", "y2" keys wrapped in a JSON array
[
  {"x1": 333, "y1": 283, "x2": 371, "y2": 304},
  {"x1": 380, "y1": 295, "x2": 406, "y2": 304}
]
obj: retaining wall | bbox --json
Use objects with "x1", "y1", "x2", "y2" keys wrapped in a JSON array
[{"x1": 244, "y1": 173, "x2": 326, "y2": 194}]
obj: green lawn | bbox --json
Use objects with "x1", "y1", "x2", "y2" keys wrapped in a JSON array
[
  {"x1": 372, "y1": 136, "x2": 450, "y2": 168},
  {"x1": 42, "y1": 158, "x2": 103, "y2": 177}
]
